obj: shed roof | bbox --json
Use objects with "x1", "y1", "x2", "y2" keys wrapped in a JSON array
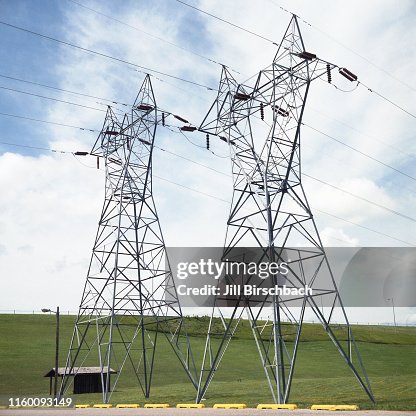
[{"x1": 44, "y1": 367, "x2": 116, "y2": 377}]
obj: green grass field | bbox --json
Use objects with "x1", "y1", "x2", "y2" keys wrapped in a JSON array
[{"x1": 0, "y1": 314, "x2": 415, "y2": 410}]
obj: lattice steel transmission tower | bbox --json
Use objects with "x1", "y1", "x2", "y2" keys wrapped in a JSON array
[
  {"x1": 60, "y1": 75, "x2": 198, "y2": 402},
  {"x1": 197, "y1": 15, "x2": 374, "y2": 404}
]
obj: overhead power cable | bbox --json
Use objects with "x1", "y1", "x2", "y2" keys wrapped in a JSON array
[
  {"x1": 314, "y1": 208, "x2": 415, "y2": 247},
  {"x1": 303, "y1": 173, "x2": 416, "y2": 223},
  {"x1": 308, "y1": 105, "x2": 415, "y2": 160},
  {"x1": 0, "y1": 85, "x2": 108, "y2": 113},
  {"x1": 155, "y1": 146, "x2": 229, "y2": 177},
  {"x1": 175, "y1": 0, "x2": 276, "y2": 45},
  {"x1": 67, "y1": 0, "x2": 236, "y2": 71},
  {"x1": 0, "y1": 73, "x2": 129, "y2": 106},
  {"x1": 0, "y1": 140, "x2": 72, "y2": 154},
  {"x1": 326, "y1": 75, "x2": 416, "y2": 120},
  {"x1": 358, "y1": 81, "x2": 416, "y2": 120},
  {"x1": 0, "y1": 112, "x2": 98, "y2": 132},
  {"x1": 0, "y1": 20, "x2": 216, "y2": 91},
  {"x1": 303, "y1": 123, "x2": 416, "y2": 182},
  {"x1": 154, "y1": 174, "x2": 231, "y2": 204}
]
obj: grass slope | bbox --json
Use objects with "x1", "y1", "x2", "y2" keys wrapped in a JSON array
[{"x1": 0, "y1": 314, "x2": 414, "y2": 410}]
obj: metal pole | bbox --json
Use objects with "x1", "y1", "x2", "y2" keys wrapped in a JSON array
[
  {"x1": 54, "y1": 306, "x2": 60, "y2": 399},
  {"x1": 387, "y1": 298, "x2": 397, "y2": 330},
  {"x1": 391, "y1": 298, "x2": 397, "y2": 329}
]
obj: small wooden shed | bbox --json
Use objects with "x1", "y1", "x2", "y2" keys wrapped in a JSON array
[{"x1": 44, "y1": 367, "x2": 117, "y2": 394}]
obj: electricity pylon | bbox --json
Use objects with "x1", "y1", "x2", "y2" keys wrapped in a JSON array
[
  {"x1": 60, "y1": 75, "x2": 198, "y2": 403},
  {"x1": 197, "y1": 15, "x2": 374, "y2": 404}
]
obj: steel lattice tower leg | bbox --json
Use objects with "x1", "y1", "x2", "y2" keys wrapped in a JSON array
[
  {"x1": 197, "y1": 16, "x2": 374, "y2": 404},
  {"x1": 60, "y1": 75, "x2": 198, "y2": 402}
]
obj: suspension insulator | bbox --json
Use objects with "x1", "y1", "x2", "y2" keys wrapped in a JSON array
[
  {"x1": 137, "y1": 104, "x2": 153, "y2": 111},
  {"x1": 162, "y1": 112, "x2": 165, "y2": 126},
  {"x1": 180, "y1": 126, "x2": 197, "y2": 132},
  {"x1": 260, "y1": 103, "x2": 264, "y2": 120},
  {"x1": 206, "y1": 134, "x2": 210, "y2": 150},
  {"x1": 174, "y1": 114, "x2": 189, "y2": 123},
  {"x1": 326, "y1": 64, "x2": 332, "y2": 83},
  {"x1": 298, "y1": 51, "x2": 317, "y2": 60},
  {"x1": 234, "y1": 92, "x2": 251, "y2": 101},
  {"x1": 96, "y1": 156, "x2": 100, "y2": 169},
  {"x1": 339, "y1": 67, "x2": 358, "y2": 82},
  {"x1": 273, "y1": 106, "x2": 289, "y2": 117}
]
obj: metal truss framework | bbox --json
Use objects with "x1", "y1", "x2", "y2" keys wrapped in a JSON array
[
  {"x1": 197, "y1": 15, "x2": 374, "y2": 404},
  {"x1": 60, "y1": 75, "x2": 198, "y2": 403}
]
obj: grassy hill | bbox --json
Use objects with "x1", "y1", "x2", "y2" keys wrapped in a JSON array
[{"x1": 0, "y1": 314, "x2": 414, "y2": 410}]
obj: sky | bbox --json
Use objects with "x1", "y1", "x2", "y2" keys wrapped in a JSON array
[{"x1": 0, "y1": 0, "x2": 415, "y2": 324}]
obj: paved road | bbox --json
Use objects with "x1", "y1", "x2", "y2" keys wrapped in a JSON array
[{"x1": 0, "y1": 408, "x2": 414, "y2": 416}]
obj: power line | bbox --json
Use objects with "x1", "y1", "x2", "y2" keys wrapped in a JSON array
[
  {"x1": 303, "y1": 123, "x2": 416, "y2": 182},
  {"x1": 301, "y1": 139, "x2": 416, "y2": 198},
  {"x1": 358, "y1": 81, "x2": 416, "y2": 120},
  {"x1": 314, "y1": 208, "x2": 415, "y2": 247},
  {"x1": 0, "y1": 108, "x2": 189, "y2": 136},
  {"x1": 303, "y1": 173, "x2": 416, "y2": 223},
  {"x1": 0, "y1": 140, "x2": 71, "y2": 154},
  {"x1": 67, "y1": 0, "x2": 234, "y2": 70},
  {"x1": 308, "y1": 105, "x2": 415, "y2": 160},
  {"x1": 0, "y1": 73, "x2": 129, "y2": 106},
  {"x1": 175, "y1": 0, "x2": 276, "y2": 45},
  {"x1": 0, "y1": 73, "x2": 198, "y2": 124},
  {"x1": 154, "y1": 174, "x2": 230, "y2": 204},
  {"x1": 155, "y1": 146, "x2": 229, "y2": 177},
  {"x1": 0, "y1": 111, "x2": 98, "y2": 132},
  {"x1": 0, "y1": 85, "x2": 108, "y2": 113},
  {"x1": 179, "y1": 130, "x2": 208, "y2": 149},
  {"x1": 0, "y1": 20, "x2": 216, "y2": 91}
]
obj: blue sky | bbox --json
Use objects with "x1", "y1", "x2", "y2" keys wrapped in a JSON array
[
  {"x1": 0, "y1": 0, "x2": 64, "y2": 153},
  {"x1": 0, "y1": 0, "x2": 415, "y2": 323}
]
